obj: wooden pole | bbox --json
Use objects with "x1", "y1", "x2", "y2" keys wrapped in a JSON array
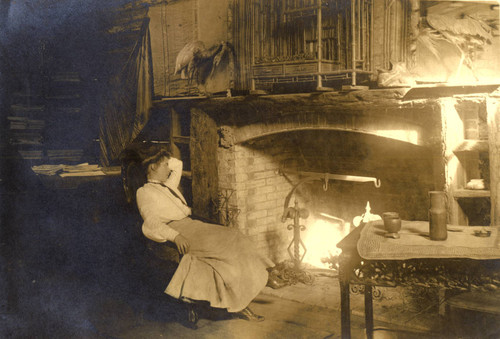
[
  {"x1": 369, "y1": 0, "x2": 373, "y2": 71},
  {"x1": 251, "y1": 0, "x2": 256, "y2": 91},
  {"x1": 440, "y1": 98, "x2": 465, "y2": 225},
  {"x1": 317, "y1": 0, "x2": 323, "y2": 88},
  {"x1": 357, "y1": 0, "x2": 361, "y2": 65},
  {"x1": 351, "y1": 0, "x2": 357, "y2": 86},
  {"x1": 384, "y1": 0, "x2": 389, "y2": 69},
  {"x1": 337, "y1": 2, "x2": 341, "y2": 66},
  {"x1": 169, "y1": 107, "x2": 181, "y2": 159},
  {"x1": 487, "y1": 96, "x2": 500, "y2": 225},
  {"x1": 361, "y1": 0, "x2": 366, "y2": 69}
]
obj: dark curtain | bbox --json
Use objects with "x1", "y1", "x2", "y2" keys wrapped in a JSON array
[{"x1": 99, "y1": 17, "x2": 154, "y2": 166}]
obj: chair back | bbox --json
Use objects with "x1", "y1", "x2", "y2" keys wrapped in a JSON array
[{"x1": 120, "y1": 143, "x2": 181, "y2": 263}]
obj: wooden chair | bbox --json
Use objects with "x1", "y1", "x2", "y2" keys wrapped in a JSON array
[{"x1": 120, "y1": 145, "x2": 182, "y2": 287}]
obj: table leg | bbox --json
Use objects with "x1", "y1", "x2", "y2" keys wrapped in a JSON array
[
  {"x1": 364, "y1": 285, "x2": 374, "y2": 339},
  {"x1": 340, "y1": 277, "x2": 351, "y2": 339},
  {"x1": 339, "y1": 254, "x2": 351, "y2": 339}
]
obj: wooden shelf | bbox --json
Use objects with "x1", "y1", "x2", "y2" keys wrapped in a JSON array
[
  {"x1": 101, "y1": 166, "x2": 121, "y2": 176},
  {"x1": 446, "y1": 291, "x2": 500, "y2": 315},
  {"x1": 403, "y1": 83, "x2": 500, "y2": 100},
  {"x1": 51, "y1": 107, "x2": 82, "y2": 114},
  {"x1": 153, "y1": 96, "x2": 208, "y2": 103},
  {"x1": 453, "y1": 189, "x2": 490, "y2": 198},
  {"x1": 46, "y1": 94, "x2": 81, "y2": 100},
  {"x1": 453, "y1": 140, "x2": 489, "y2": 153},
  {"x1": 172, "y1": 136, "x2": 190, "y2": 144}
]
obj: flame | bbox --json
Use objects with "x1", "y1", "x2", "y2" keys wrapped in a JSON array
[{"x1": 301, "y1": 216, "x2": 350, "y2": 269}]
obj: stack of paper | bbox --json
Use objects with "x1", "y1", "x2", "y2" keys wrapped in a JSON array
[
  {"x1": 31, "y1": 164, "x2": 65, "y2": 175},
  {"x1": 32, "y1": 163, "x2": 106, "y2": 177},
  {"x1": 59, "y1": 163, "x2": 105, "y2": 177}
]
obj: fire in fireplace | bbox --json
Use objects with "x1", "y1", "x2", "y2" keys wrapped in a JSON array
[{"x1": 279, "y1": 166, "x2": 381, "y2": 270}]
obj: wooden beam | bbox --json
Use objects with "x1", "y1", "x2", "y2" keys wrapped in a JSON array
[{"x1": 453, "y1": 189, "x2": 490, "y2": 198}]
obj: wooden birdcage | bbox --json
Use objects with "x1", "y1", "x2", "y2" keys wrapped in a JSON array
[{"x1": 251, "y1": 0, "x2": 373, "y2": 92}]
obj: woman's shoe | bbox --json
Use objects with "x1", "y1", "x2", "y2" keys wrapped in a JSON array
[
  {"x1": 186, "y1": 304, "x2": 199, "y2": 328},
  {"x1": 266, "y1": 277, "x2": 285, "y2": 289},
  {"x1": 235, "y1": 307, "x2": 265, "y2": 322}
]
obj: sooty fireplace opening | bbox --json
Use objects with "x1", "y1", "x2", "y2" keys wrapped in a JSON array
[{"x1": 223, "y1": 129, "x2": 434, "y2": 266}]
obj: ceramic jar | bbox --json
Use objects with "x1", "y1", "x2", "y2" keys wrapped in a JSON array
[
  {"x1": 382, "y1": 212, "x2": 402, "y2": 235},
  {"x1": 429, "y1": 191, "x2": 447, "y2": 241}
]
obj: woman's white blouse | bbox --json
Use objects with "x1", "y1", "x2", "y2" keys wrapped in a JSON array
[{"x1": 136, "y1": 158, "x2": 192, "y2": 242}]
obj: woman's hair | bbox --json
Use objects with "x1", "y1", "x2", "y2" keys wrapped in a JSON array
[
  {"x1": 120, "y1": 142, "x2": 172, "y2": 203},
  {"x1": 141, "y1": 147, "x2": 171, "y2": 172}
]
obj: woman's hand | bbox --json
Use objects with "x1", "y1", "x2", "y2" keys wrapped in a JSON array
[{"x1": 174, "y1": 234, "x2": 190, "y2": 255}]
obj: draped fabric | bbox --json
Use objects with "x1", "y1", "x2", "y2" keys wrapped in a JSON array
[{"x1": 99, "y1": 17, "x2": 154, "y2": 166}]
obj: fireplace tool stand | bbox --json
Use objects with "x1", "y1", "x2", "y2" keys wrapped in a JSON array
[
  {"x1": 273, "y1": 199, "x2": 315, "y2": 285},
  {"x1": 279, "y1": 169, "x2": 381, "y2": 275},
  {"x1": 282, "y1": 200, "x2": 310, "y2": 270}
]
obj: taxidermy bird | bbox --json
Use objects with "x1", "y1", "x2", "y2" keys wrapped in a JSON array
[
  {"x1": 174, "y1": 41, "x2": 234, "y2": 93},
  {"x1": 418, "y1": 12, "x2": 495, "y2": 81},
  {"x1": 376, "y1": 61, "x2": 416, "y2": 87}
]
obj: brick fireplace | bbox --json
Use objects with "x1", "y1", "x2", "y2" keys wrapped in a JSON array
[
  {"x1": 184, "y1": 89, "x2": 444, "y2": 264},
  {"x1": 217, "y1": 131, "x2": 434, "y2": 263}
]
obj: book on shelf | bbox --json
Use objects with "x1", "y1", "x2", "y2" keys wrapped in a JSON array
[
  {"x1": 46, "y1": 149, "x2": 84, "y2": 156},
  {"x1": 10, "y1": 139, "x2": 44, "y2": 146},
  {"x1": 19, "y1": 150, "x2": 43, "y2": 160},
  {"x1": 10, "y1": 131, "x2": 43, "y2": 145},
  {"x1": 52, "y1": 107, "x2": 82, "y2": 114},
  {"x1": 8, "y1": 116, "x2": 45, "y2": 130},
  {"x1": 47, "y1": 149, "x2": 84, "y2": 163},
  {"x1": 50, "y1": 72, "x2": 81, "y2": 83},
  {"x1": 10, "y1": 104, "x2": 45, "y2": 115}
]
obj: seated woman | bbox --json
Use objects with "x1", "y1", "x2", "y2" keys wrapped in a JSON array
[{"x1": 133, "y1": 143, "x2": 274, "y2": 324}]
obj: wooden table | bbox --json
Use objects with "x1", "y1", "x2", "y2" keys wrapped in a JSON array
[
  {"x1": 336, "y1": 220, "x2": 500, "y2": 339},
  {"x1": 36, "y1": 166, "x2": 121, "y2": 190}
]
